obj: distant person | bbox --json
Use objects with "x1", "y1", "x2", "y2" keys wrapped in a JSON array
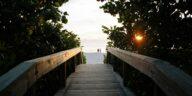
[
  {"x1": 97, "y1": 49, "x2": 102, "y2": 53},
  {"x1": 97, "y1": 49, "x2": 99, "y2": 53}
]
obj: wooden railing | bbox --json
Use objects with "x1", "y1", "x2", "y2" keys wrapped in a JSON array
[
  {"x1": 0, "y1": 47, "x2": 82, "y2": 96},
  {"x1": 107, "y1": 47, "x2": 192, "y2": 96}
]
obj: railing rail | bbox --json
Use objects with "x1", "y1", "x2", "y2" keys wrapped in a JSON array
[
  {"x1": 107, "y1": 47, "x2": 192, "y2": 96},
  {"x1": 0, "y1": 47, "x2": 82, "y2": 96}
]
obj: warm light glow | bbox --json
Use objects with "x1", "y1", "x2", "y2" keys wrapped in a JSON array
[{"x1": 135, "y1": 34, "x2": 143, "y2": 41}]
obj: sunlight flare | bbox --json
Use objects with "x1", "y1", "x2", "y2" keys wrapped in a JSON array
[{"x1": 135, "y1": 34, "x2": 143, "y2": 42}]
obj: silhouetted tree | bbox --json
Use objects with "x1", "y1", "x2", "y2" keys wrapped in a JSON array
[
  {"x1": 0, "y1": 0, "x2": 80, "y2": 75},
  {"x1": 100, "y1": 0, "x2": 192, "y2": 71},
  {"x1": 99, "y1": 0, "x2": 192, "y2": 95}
]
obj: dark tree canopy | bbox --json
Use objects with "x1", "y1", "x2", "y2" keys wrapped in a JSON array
[
  {"x1": 99, "y1": 0, "x2": 192, "y2": 95},
  {"x1": 100, "y1": 0, "x2": 192, "y2": 70},
  {"x1": 0, "y1": 0, "x2": 80, "y2": 75}
]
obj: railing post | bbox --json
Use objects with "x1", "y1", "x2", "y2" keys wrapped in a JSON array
[
  {"x1": 71, "y1": 57, "x2": 75, "y2": 73},
  {"x1": 64, "y1": 62, "x2": 67, "y2": 83},
  {"x1": 106, "y1": 52, "x2": 110, "y2": 64},
  {"x1": 153, "y1": 84, "x2": 158, "y2": 96},
  {"x1": 77, "y1": 52, "x2": 82, "y2": 65},
  {"x1": 74, "y1": 56, "x2": 77, "y2": 70},
  {"x1": 80, "y1": 52, "x2": 83, "y2": 64},
  {"x1": 110, "y1": 54, "x2": 115, "y2": 71},
  {"x1": 119, "y1": 58, "x2": 123, "y2": 77},
  {"x1": 59, "y1": 64, "x2": 65, "y2": 87},
  {"x1": 123, "y1": 62, "x2": 128, "y2": 86}
]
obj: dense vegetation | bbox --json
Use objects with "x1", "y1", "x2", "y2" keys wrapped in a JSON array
[
  {"x1": 0, "y1": 0, "x2": 81, "y2": 75},
  {"x1": 99, "y1": 0, "x2": 192, "y2": 95},
  {"x1": 100, "y1": 0, "x2": 192, "y2": 74}
]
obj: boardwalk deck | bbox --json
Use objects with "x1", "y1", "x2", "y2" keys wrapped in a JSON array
[{"x1": 55, "y1": 64, "x2": 133, "y2": 96}]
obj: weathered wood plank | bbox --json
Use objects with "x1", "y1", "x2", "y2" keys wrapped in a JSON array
[
  {"x1": 0, "y1": 47, "x2": 81, "y2": 96},
  {"x1": 55, "y1": 64, "x2": 134, "y2": 96},
  {"x1": 107, "y1": 47, "x2": 192, "y2": 96}
]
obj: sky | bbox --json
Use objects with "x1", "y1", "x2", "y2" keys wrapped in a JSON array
[{"x1": 59, "y1": 0, "x2": 119, "y2": 53}]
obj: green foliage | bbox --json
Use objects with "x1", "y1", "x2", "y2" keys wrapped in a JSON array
[
  {"x1": 100, "y1": 0, "x2": 192, "y2": 70},
  {"x1": 0, "y1": 0, "x2": 80, "y2": 75},
  {"x1": 102, "y1": 25, "x2": 133, "y2": 50},
  {"x1": 100, "y1": 0, "x2": 192, "y2": 95}
]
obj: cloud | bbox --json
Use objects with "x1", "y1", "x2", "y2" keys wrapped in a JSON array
[{"x1": 59, "y1": 0, "x2": 119, "y2": 52}]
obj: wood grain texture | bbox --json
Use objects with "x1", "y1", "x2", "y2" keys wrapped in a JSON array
[
  {"x1": 0, "y1": 47, "x2": 81, "y2": 96},
  {"x1": 107, "y1": 47, "x2": 192, "y2": 96},
  {"x1": 55, "y1": 64, "x2": 134, "y2": 96}
]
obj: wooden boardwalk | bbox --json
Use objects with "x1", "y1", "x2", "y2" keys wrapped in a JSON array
[
  {"x1": 55, "y1": 64, "x2": 133, "y2": 96},
  {"x1": 1, "y1": 47, "x2": 192, "y2": 96}
]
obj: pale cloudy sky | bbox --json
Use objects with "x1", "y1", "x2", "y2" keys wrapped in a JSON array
[{"x1": 59, "y1": 0, "x2": 119, "y2": 53}]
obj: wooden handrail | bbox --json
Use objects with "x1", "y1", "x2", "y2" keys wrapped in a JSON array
[
  {"x1": 107, "y1": 47, "x2": 192, "y2": 96},
  {"x1": 0, "y1": 47, "x2": 82, "y2": 96}
]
